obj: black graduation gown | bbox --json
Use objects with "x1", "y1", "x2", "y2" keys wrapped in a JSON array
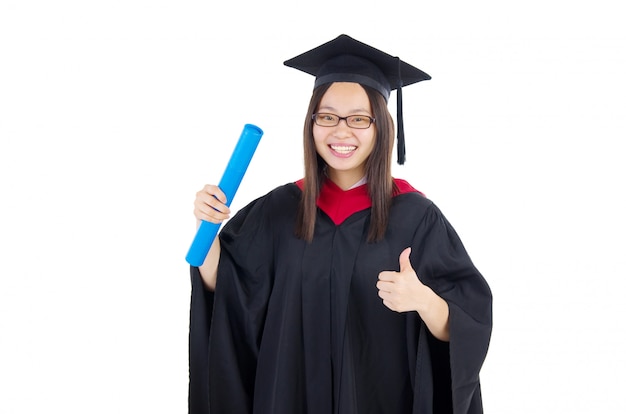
[{"x1": 189, "y1": 179, "x2": 492, "y2": 414}]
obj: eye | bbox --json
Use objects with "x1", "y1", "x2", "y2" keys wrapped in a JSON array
[
  {"x1": 348, "y1": 115, "x2": 371, "y2": 127},
  {"x1": 321, "y1": 114, "x2": 337, "y2": 122}
]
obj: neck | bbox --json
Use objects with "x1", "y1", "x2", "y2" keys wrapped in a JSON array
[{"x1": 326, "y1": 169, "x2": 366, "y2": 191}]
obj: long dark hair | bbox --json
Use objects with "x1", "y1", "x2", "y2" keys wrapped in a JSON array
[{"x1": 296, "y1": 82, "x2": 397, "y2": 242}]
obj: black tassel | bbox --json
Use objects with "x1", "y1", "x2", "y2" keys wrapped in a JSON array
[
  {"x1": 396, "y1": 57, "x2": 406, "y2": 165},
  {"x1": 396, "y1": 86, "x2": 405, "y2": 165}
]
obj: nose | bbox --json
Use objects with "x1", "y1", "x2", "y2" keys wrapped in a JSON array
[{"x1": 333, "y1": 118, "x2": 353, "y2": 136}]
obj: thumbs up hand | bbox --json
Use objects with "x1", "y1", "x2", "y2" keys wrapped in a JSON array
[
  {"x1": 377, "y1": 247, "x2": 430, "y2": 313},
  {"x1": 377, "y1": 247, "x2": 451, "y2": 341}
]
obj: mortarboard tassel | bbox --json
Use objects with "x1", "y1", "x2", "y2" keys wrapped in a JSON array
[
  {"x1": 396, "y1": 57, "x2": 406, "y2": 165},
  {"x1": 396, "y1": 86, "x2": 405, "y2": 165}
]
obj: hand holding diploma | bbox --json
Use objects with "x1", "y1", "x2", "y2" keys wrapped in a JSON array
[{"x1": 186, "y1": 124, "x2": 264, "y2": 267}]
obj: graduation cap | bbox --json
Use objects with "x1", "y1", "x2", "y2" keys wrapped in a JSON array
[{"x1": 284, "y1": 34, "x2": 431, "y2": 165}]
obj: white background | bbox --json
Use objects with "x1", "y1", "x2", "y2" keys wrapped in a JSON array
[{"x1": 1, "y1": 1, "x2": 625, "y2": 412}]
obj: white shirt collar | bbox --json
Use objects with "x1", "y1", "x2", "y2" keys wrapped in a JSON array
[{"x1": 348, "y1": 176, "x2": 367, "y2": 190}]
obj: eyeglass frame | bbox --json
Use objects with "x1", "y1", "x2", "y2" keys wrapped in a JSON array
[{"x1": 311, "y1": 113, "x2": 376, "y2": 129}]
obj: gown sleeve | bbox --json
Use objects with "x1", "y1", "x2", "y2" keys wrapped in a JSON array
[
  {"x1": 188, "y1": 266, "x2": 214, "y2": 414},
  {"x1": 411, "y1": 202, "x2": 493, "y2": 414},
  {"x1": 188, "y1": 193, "x2": 276, "y2": 414}
]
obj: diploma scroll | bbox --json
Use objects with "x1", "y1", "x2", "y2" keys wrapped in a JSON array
[{"x1": 185, "y1": 123, "x2": 264, "y2": 267}]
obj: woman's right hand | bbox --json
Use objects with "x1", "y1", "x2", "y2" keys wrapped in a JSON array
[
  {"x1": 193, "y1": 184, "x2": 227, "y2": 290},
  {"x1": 194, "y1": 184, "x2": 231, "y2": 225}
]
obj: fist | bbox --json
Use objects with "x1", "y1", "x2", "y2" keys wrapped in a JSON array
[{"x1": 194, "y1": 184, "x2": 231, "y2": 225}]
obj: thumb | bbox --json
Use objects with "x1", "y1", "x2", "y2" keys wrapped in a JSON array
[{"x1": 399, "y1": 247, "x2": 413, "y2": 272}]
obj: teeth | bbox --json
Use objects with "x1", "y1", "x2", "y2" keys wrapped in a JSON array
[{"x1": 330, "y1": 145, "x2": 356, "y2": 154}]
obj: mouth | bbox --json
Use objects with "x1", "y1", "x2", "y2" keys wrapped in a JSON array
[{"x1": 329, "y1": 144, "x2": 357, "y2": 155}]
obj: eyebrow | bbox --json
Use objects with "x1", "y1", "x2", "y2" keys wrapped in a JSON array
[{"x1": 317, "y1": 105, "x2": 372, "y2": 115}]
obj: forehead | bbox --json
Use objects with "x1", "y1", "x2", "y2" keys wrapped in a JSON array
[{"x1": 319, "y1": 82, "x2": 371, "y2": 111}]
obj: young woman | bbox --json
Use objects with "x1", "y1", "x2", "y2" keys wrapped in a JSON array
[{"x1": 188, "y1": 34, "x2": 492, "y2": 414}]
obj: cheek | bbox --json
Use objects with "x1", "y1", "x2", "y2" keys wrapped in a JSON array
[
  {"x1": 360, "y1": 130, "x2": 377, "y2": 153},
  {"x1": 312, "y1": 127, "x2": 326, "y2": 150}
]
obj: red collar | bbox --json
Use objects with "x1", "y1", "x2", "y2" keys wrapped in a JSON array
[{"x1": 294, "y1": 178, "x2": 422, "y2": 225}]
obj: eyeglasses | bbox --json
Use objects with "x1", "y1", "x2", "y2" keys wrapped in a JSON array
[{"x1": 312, "y1": 113, "x2": 375, "y2": 129}]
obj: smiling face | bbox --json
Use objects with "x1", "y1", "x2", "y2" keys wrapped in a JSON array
[{"x1": 313, "y1": 82, "x2": 376, "y2": 189}]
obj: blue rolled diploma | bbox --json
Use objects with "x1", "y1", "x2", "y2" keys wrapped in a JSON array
[{"x1": 185, "y1": 124, "x2": 264, "y2": 267}]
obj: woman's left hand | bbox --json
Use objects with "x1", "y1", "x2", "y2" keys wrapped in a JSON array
[
  {"x1": 377, "y1": 247, "x2": 450, "y2": 341},
  {"x1": 377, "y1": 247, "x2": 427, "y2": 313}
]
